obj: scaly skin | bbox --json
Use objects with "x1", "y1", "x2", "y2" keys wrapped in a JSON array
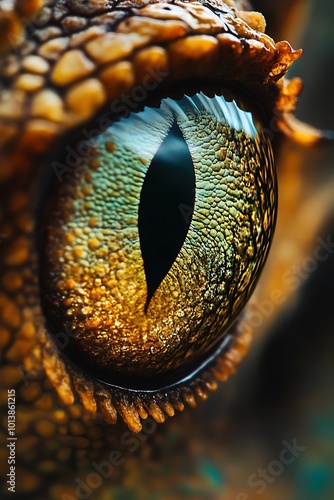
[{"x1": 0, "y1": 1, "x2": 333, "y2": 498}]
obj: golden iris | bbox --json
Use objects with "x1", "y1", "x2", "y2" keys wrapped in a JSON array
[{"x1": 40, "y1": 89, "x2": 276, "y2": 390}]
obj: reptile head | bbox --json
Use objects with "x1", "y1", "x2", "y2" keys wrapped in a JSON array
[{"x1": 0, "y1": 0, "x2": 318, "y2": 435}]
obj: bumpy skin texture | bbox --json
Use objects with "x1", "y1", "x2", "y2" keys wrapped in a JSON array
[{"x1": 0, "y1": 0, "x2": 330, "y2": 498}]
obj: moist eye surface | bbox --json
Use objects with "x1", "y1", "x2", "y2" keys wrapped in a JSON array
[{"x1": 40, "y1": 89, "x2": 277, "y2": 390}]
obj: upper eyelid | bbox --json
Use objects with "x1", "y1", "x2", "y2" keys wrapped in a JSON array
[{"x1": 0, "y1": 1, "x2": 302, "y2": 181}]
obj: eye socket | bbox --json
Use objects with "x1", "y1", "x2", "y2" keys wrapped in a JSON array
[{"x1": 39, "y1": 88, "x2": 276, "y2": 391}]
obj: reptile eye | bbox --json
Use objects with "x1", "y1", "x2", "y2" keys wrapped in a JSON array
[{"x1": 40, "y1": 88, "x2": 276, "y2": 395}]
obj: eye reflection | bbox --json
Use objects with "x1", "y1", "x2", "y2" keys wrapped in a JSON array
[{"x1": 40, "y1": 89, "x2": 276, "y2": 390}]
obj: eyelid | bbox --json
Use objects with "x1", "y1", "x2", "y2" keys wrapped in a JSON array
[{"x1": 0, "y1": 1, "x2": 302, "y2": 181}]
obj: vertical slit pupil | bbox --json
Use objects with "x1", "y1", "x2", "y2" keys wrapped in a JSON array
[{"x1": 138, "y1": 121, "x2": 196, "y2": 311}]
